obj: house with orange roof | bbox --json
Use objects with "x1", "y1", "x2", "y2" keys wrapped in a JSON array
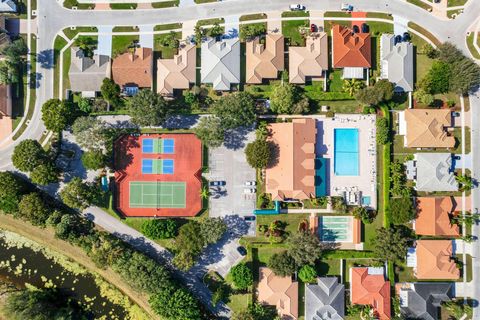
[
  {"x1": 257, "y1": 267, "x2": 298, "y2": 319},
  {"x1": 246, "y1": 33, "x2": 284, "y2": 84},
  {"x1": 157, "y1": 44, "x2": 196, "y2": 96},
  {"x1": 112, "y1": 47, "x2": 153, "y2": 95},
  {"x1": 350, "y1": 267, "x2": 391, "y2": 320},
  {"x1": 399, "y1": 109, "x2": 455, "y2": 149},
  {"x1": 289, "y1": 32, "x2": 328, "y2": 84},
  {"x1": 331, "y1": 25, "x2": 371, "y2": 80},
  {"x1": 265, "y1": 118, "x2": 317, "y2": 201},
  {"x1": 414, "y1": 240, "x2": 460, "y2": 280},
  {"x1": 414, "y1": 197, "x2": 459, "y2": 237}
]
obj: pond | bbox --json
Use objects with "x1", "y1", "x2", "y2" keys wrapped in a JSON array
[{"x1": 0, "y1": 230, "x2": 128, "y2": 319}]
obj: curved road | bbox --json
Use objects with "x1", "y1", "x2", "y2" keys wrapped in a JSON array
[{"x1": 1, "y1": 0, "x2": 480, "y2": 317}]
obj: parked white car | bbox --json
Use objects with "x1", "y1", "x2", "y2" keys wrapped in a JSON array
[
  {"x1": 244, "y1": 188, "x2": 256, "y2": 194},
  {"x1": 245, "y1": 181, "x2": 257, "y2": 186},
  {"x1": 341, "y1": 3, "x2": 353, "y2": 11},
  {"x1": 290, "y1": 4, "x2": 306, "y2": 11}
]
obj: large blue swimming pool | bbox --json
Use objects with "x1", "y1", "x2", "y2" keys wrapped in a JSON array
[{"x1": 334, "y1": 128, "x2": 359, "y2": 176}]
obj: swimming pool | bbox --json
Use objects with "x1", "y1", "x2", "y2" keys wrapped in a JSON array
[
  {"x1": 334, "y1": 128, "x2": 359, "y2": 176},
  {"x1": 318, "y1": 216, "x2": 352, "y2": 242}
]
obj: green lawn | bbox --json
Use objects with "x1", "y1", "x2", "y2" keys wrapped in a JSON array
[
  {"x1": 112, "y1": 26, "x2": 139, "y2": 32},
  {"x1": 154, "y1": 32, "x2": 181, "y2": 59},
  {"x1": 344, "y1": 259, "x2": 383, "y2": 283},
  {"x1": 328, "y1": 70, "x2": 344, "y2": 92},
  {"x1": 194, "y1": 0, "x2": 217, "y2": 3},
  {"x1": 63, "y1": 27, "x2": 97, "y2": 40},
  {"x1": 112, "y1": 35, "x2": 139, "y2": 57},
  {"x1": 282, "y1": 20, "x2": 309, "y2": 46},
  {"x1": 408, "y1": 22, "x2": 441, "y2": 46},
  {"x1": 239, "y1": 13, "x2": 266, "y2": 21},
  {"x1": 324, "y1": 12, "x2": 351, "y2": 18},
  {"x1": 447, "y1": 9, "x2": 463, "y2": 18},
  {"x1": 466, "y1": 33, "x2": 480, "y2": 59},
  {"x1": 197, "y1": 18, "x2": 225, "y2": 27},
  {"x1": 366, "y1": 12, "x2": 394, "y2": 20},
  {"x1": 407, "y1": 0, "x2": 432, "y2": 10},
  {"x1": 395, "y1": 260, "x2": 415, "y2": 282},
  {"x1": 315, "y1": 259, "x2": 341, "y2": 277},
  {"x1": 53, "y1": 36, "x2": 68, "y2": 98},
  {"x1": 282, "y1": 11, "x2": 309, "y2": 18},
  {"x1": 154, "y1": 23, "x2": 182, "y2": 32},
  {"x1": 62, "y1": 44, "x2": 72, "y2": 94},
  {"x1": 227, "y1": 293, "x2": 251, "y2": 314},
  {"x1": 447, "y1": 0, "x2": 467, "y2": 6},
  {"x1": 416, "y1": 53, "x2": 434, "y2": 85},
  {"x1": 151, "y1": 0, "x2": 179, "y2": 8},
  {"x1": 63, "y1": 0, "x2": 93, "y2": 9},
  {"x1": 110, "y1": 3, "x2": 137, "y2": 9}
]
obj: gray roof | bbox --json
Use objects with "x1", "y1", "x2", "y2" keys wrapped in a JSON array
[
  {"x1": 0, "y1": 0, "x2": 16, "y2": 12},
  {"x1": 399, "y1": 282, "x2": 453, "y2": 320},
  {"x1": 305, "y1": 277, "x2": 345, "y2": 320},
  {"x1": 380, "y1": 34, "x2": 414, "y2": 92},
  {"x1": 69, "y1": 47, "x2": 111, "y2": 93},
  {"x1": 414, "y1": 153, "x2": 458, "y2": 192},
  {"x1": 201, "y1": 37, "x2": 240, "y2": 90}
]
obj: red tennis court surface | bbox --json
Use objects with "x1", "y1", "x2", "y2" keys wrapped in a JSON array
[{"x1": 114, "y1": 133, "x2": 202, "y2": 217}]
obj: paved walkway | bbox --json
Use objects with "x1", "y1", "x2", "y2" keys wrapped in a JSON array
[
  {"x1": 138, "y1": 24, "x2": 154, "y2": 48},
  {"x1": 96, "y1": 25, "x2": 113, "y2": 56},
  {"x1": 223, "y1": 15, "x2": 239, "y2": 39},
  {"x1": 393, "y1": 14, "x2": 409, "y2": 34},
  {"x1": 266, "y1": 11, "x2": 282, "y2": 33}
]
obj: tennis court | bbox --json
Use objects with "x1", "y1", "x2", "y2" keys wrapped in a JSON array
[
  {"x1": 129, "y1": 181, "x2": 186, "y2": 208},
  {"x1": 142, "y1": 138, "x2": 175, "y2": 154},
  {"x1": 141, "y1": 159, "x2": 174, "y2": 174}
]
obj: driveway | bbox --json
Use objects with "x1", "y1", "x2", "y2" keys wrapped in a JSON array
[
  {"x1": 138, "y1": 24, "x2": 154, "y2": 48},
  {"x1": 207, "y1": 127, "x2": 256, "y2": 218},
  {"x1": 393, "y1": 14, "x2": 409, "y2": 35},
  {"x1": 96, "y1": 25, "x2": 113, "y2": 57}
]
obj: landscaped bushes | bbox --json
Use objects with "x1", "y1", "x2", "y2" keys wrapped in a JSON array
[{"x1": 141, "y1": 219, "x2": 178, "y2": 239}]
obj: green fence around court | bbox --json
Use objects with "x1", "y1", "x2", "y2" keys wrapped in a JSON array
[{"x1": 129, "y1": 181, "x2": 186, "y2": 208}]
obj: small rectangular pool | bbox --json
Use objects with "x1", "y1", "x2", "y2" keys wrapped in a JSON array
[
  {"x1": 334, "y1": 128, "x2": 359, "y2": 176},
  {"x1": 318, "y1": 216, "x2": 353, "y2": 242}
]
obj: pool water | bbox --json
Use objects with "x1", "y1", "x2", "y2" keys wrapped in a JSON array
[
  {"x1": 334, "y1": 128, "x2": 359, "y2": 176},
  {"x1": 318, "y1": 216, "x2": 352, "y2": 242}
]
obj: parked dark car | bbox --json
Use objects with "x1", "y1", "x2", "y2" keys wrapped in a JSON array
[
  {"x1": 361, "y1": 23, "x2": 369, "y2": 33},
  {"x1": 352, "y1": 25, "x2": 360, "y2": 33},
  {"x1": 237, "y1": 246, "x2": 248, "y2": 256},
  {"x1": 209, "y1": 181, "x2": 226, "y2": 187},
  {"x1": 243, "y1": 216, "x2": 256, "y2": 222},
  {"x1": 394, "y1": 35, "x2": 402, "y2": 45},
  {"x1": 310, "y1": 24, "x2": 317, "y2": 32},
  {"x1": 402, "y1": 32, "x2": 411, "y2": 42}
]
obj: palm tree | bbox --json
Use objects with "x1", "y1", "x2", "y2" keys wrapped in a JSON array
[
  {"x1": 455, "y1": 174, "x2": 474, "y2": 192},
  {"x1": 343, "y1": 79, "x2": 364, "y2": 97},
  {"x1": 200, "y1": 186, "x2": 209, "y2": 199},
  {"x1": 74, "y1": 36, "x2": 97, "y2": 58}
]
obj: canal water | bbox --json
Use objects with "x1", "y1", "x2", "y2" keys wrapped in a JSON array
[{"x1": 0, "y1": 231, "x2": 127, "y2": 319}]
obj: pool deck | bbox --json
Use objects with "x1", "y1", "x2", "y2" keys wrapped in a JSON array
[{"x1": 317, "y1": 114, "x2": 378, "y2": 210}]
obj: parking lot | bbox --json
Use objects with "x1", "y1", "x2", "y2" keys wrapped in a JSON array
[{"x1": 207, "y1": 128, "x2": 257, "y2": 219}]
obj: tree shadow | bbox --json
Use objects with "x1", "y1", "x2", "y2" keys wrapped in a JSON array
[
  {"x1": 266, "y1": 141, "x2": 280, "y2": 169},
  {"x1": 223, "y1": 126, "x2": 250, "y2": 150},
  {"x1": 29, "y1": 72, "x2": 42, "y2": 89},
  {"x1": 163, "y1": 114, "x2": 200, "y2": 129}
]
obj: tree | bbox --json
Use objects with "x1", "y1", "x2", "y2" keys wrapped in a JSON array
[
  {"x1": 456, "y1": 174, "x2": 473, "y2": 192},
  {"x1": 443, "y1": 300, "x2": 472, "y2": 320},
  {"x1": 81, "y1": 150, "x2": 107, "y2": 170},
  {"x1": 0, "y1": 38, "x2": 28, "y2": 85},
  {"x1": 0, "y1": 171, "x2": 26, "y2": 214},
  {"x1": 160, "y1": 31, "x2": 180, "y2": 49},
  {"x1": 100, "y1": 78, "x2": 121, "y2": 108},
  {"x1": 55, "y1": 213, "x2": 93, "y2": 241},
  {"x1": 212, "y1": 92, "x2": 256, "y2": 129},
  {"x1": 194, "y1": 25, "x2": 205, "y2": 44},
  {"x1": 72, "y1": 116, "x2": 110, "y2": 151},
  {"x1": 270, "y1": 82, "x2": 296, "y2": 114},
  {"x1": 287, "y1": 231, "x2": 323, "y2": 266},
  {"x1": 141, "y1": 219, "x2": 178, "y2": 239},
  {"x1": 41, "y1": 98, "x2": 76, "y2": 132},
  {"x1": 2, "y1": 38, "x2": 28, "y2": 58},
  {"x1": 376, "y1": 117, "x2": 389, "y2": 145},
  {"x1": 343, "y1": 79, "x2": 364, "y2": 96},
  {"x1": 240, "y1": 24, "x2": 267, "y2": 41},
  {"x1": 419, "y1": 61, "x2": 451, "y2": 94},
  {"x1": 74, "y1": 36, "x2": 97, "y2": 57},
  {"x1": 232, "y1": 303, "x2": 280, "y2": 320},
  {"x1": 208, "y1": 22, "x2": 223, "y2": 38},
  {"x1": 391, "y1": 197, "x2": 416, "y2": 225},
  {"x1": 172, "y1": 250, "x2": 196, "y2": 271},
  {"x1": 245, "y1": 139, "x2": 271, "y2": 169},
  {"x1": 77, "y1": 97, "x2": 92, "y2": 113},
  {"x1": 18, "y1": 192, "x2": 51, "y2": 226},
  {"x1": 60, "y1": 177, "x2": 103, "y2": 210},
  {"x1": 12, "y1": 139, "x2": 48, "y2": 172},
  {"x1": 129, "y1": 89, "x2": 170, "y2": 127},
  {"x1": 355, "y1": 80, "x2": 394, "y2": 106},
  {"x1": 373, "y1": 227, "x2": 410, "y2": 262},
  {"x1": 268, "y1": 251, "x2": 296, "y2": 276},
  {"x1": 298, "y1": 265, "x2": 317, "y2": 283},
  {"x1": 30, "y1": 162, "x2": 59, "y2": 185},
  {"x1": 200, "y1": 217, "x2": 227, "y2": 244},
  {"x1": 230, "y1": 262, "x2": 253, "y2": 290},
  {"x1": 194, "y1": 116, "x2": 225, "y2": 148},
  {"x1": 352, "y1": 206, "x2": 374, "y2": 224},
  {"x1": 292, "y1": 97, "x2": 310, "y2": 114},
  {"x1": 413, "y1": 88, "x2": 434, "y2": 106},
  {"x1": 422, "y1": 43, "x2": 438, "y2": 58},
  {"x1": 175, "y1": 221, "x2": 204, "y2": 256},
  {"x1": 149, "y1": 286, "x2": 201, "y2": 320}
]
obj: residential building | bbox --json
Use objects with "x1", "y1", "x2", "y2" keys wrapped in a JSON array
[
  {"x1": 246, "y1": 33, "x2": 284, "y2": 84},
  {"x1": 414, "y1": 240, "x2": 460, "y2": 280},
  {"x1": 0, "y1": 84, "x2": 12, "y2": 117},
  {"x1": 350, "y1": 267, "x2": 391, "y2": 320},
  {"x1": 414, "y1": 197, "x2": 459, "y2": 236},
  {"x1": 331, "y1": 24, "x2": 371, "y2": 79},
  {"x1": 265, "y1": 118, "x2": 317, "y2": 201},
  {"x1": 305, "y1": 277, "x2": 345, "y2": 320},
  {"x1": 201, "y1": 37, "x2": 240, "y2": 91},
  {"x1": 114, "y1": 134, "x2": 202, "y2": 217},
  {"x1": 397, "y1": 282, "x2": 454, "y2": 320},
  {"x1": 112, "y1": 47, "x2": 153, "y2": 95},
  {"x1": 257, "y1": 267, "x2": 298, "y2": 320},
  {"x1": 289, "y1": 32, "x2": 328, "y2": 84},
  {"x1": 405, "y1": 153, "x2": 458, "y2": 192},
  {"x1": 399, "y1": 109, "x2": 455, "y2": 149},
  {"x1": 157, "y1": 44, "x2": 196, "y2": 96},
  {"x1": 69, "y1": 47, "x2": 111, "y2": 97},
  {"x1": 380, "y1": 34, "x2": 414, "y2": 92},
  {"x1": 0, "y1": 0, "x2": 16, "y2": 12}
]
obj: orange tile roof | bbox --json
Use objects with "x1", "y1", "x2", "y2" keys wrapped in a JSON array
[
  {"x1": 415, "y1": 197, "x2": 459, "y2": 236},
  {"x1": 332, "y1": 24, "x2": 371, "y2": 68},
  {"x1": 257, "y1": 267, "x2": 298, "y2": 319},
  {"x1": 404, "y1": 109, "x2": 454, "y2": 148},
  {"x1": 415, "y1": 240, "x2": 460, "y2": 280},
  {"x1": 289, "y1": 33, "x2": 328, "y2": 84},
  {"x1": 265, "y1": 118, "x2": 317, "y2": 201},
  {"x1": 246, "y1": 33, "x2": 284, "y2": 84},
  {"x1": 350, "y1": 267, "x2": 391, "y2": 320},
  {"x1": 157, "y1": 44, "x2": 196, "y2": 95},
  {"x1": 112, "y1": 47, "x2": 153, "y2": 89}
]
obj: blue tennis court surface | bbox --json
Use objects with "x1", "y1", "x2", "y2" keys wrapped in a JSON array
[
  {"x1": 142, "y1": 139, "x2": 154, "y2": 153},
  {"x1": 163, "y1": 139, "x2": 175, "y2": 154},
  {"x1": 142, "y1": 159, "x2": 154, "y2": 174},
  {"x1": 141, "y1": 159, "x2": 174, "y2": 174},
  {"x1": 334, "y1": 128, "x2": 359, "y2": 176},
  {"x1": 162, "y1": 159, "x2": 174, "y2": 174}
]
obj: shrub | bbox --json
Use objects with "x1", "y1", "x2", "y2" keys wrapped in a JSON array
[
  {"x1": 245, "y1": 139, "x2": 271, "y2": 169},
  {"x1": 298, "y1": 265, "x2": 317, "y2": 283},
  {"x1": 141, "y1": 219, "x2": 178, "y2": 239},
  {"x1": 230, "y1": 263, "x2": 253, "y2": 290}
]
